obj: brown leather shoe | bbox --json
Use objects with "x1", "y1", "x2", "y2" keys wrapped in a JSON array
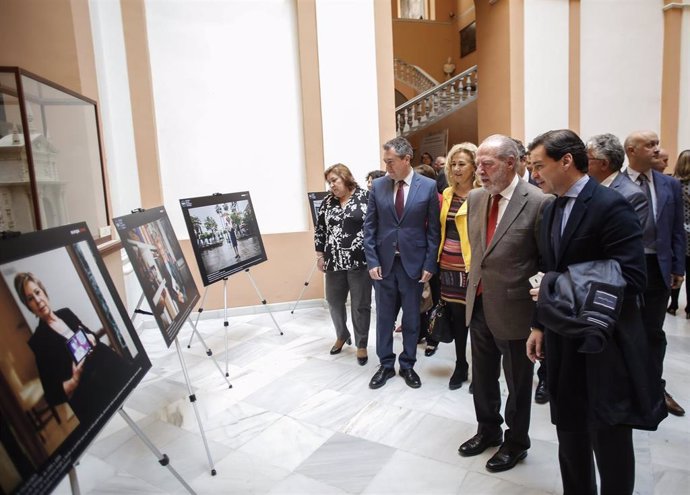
[{"x1": 665, "y1": 391, "x2": 686, "y2": 416}]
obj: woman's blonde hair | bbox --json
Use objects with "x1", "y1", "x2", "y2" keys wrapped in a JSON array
[
  {"x1": 445, "y1": 142, "x2": 478, "y2": 189},
  {"x1": 14, "y1": 272, "x2": 48, "y2": 309}
]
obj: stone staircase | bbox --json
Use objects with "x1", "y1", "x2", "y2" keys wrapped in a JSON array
[{"x1": 395, "y1": 64, "x2": 478, "y2": 137}]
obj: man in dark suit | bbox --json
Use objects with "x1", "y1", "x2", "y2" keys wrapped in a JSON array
[
  {"x1": 458, "y1": 135, "x2": 549, "y2": 473},
  {"x1": 364, "y1": 136, "x2": 440, "y2": 389},
  {"x1": 527, "y1": 129, "x2": 665, "y2": 495},
  {"x1": 624, "y1": 130, "x2": 686, "y2": 417}
]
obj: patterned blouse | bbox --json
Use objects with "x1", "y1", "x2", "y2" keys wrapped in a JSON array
[
  {"x1": 314, "y1": 187, "x2": 369, "y2": 271},
  {"x1": 681, "y1": 179, "x2": 690, "y2": 256}
]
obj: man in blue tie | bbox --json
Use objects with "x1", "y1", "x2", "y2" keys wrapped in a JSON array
[
  {"x1": 364, "y1": 137, "x2": 440, "y2": 389},
  {"x1": 624, "y1": 130, "x2": 686, "y2": 417}
]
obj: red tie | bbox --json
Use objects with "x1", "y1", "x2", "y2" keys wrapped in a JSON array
[
  {"x1": 395, "y1": 180, "x2": 405, "y2": 218},
  {"x1": 486, "y1": 194, "x2": 500, "y2": 246},
  {"x1": 478, "y1": 194, "x2": 500, "y2": 297}
]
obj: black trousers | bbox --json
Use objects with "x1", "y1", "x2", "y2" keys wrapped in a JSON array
[
  {"x1": 447, "y1": 300, "x2": 469, "y2": 376},
  {"x1": 557, "y1": 426, "x2": 634, "y2": 495},
  {"x1": 469, "y1": 296, "x2": 534, "y2": 450},
  {"x1": 642, "y1": 254, "x2": 670, "y2": 386},
  {"x1": 668, "y1": 254, "x2": 690, "y2": 312}
]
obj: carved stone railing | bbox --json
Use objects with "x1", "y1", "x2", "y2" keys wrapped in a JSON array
[
  {"x1": 395, "y1": 65, "x2": 478, "y2": 137},
  {"x1": 394, "y1": 58, "x2": 438, "y2": 93}
]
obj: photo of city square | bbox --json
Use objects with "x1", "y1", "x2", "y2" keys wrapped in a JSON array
[{"x1": 184, "y1": 197, "x2": 266, "y2": 284}]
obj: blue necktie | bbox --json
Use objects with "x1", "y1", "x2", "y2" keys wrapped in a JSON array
[{"x1": 551, "y1": 196, "x2": 569, "y2": 254}]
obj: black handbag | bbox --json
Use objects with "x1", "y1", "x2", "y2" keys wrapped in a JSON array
[{"x1": 428, "y1": 300, "x2": 453, "y2": 343}]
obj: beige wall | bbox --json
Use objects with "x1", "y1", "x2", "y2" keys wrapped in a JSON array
[
  {"x1": 0, "y1": 0, "x2": 125, "y2": 293},
  {"x1": 393, "y1": 20, "x2": 456, "y2": 82},
  {"x1": 475, "y1": 0, "x2": 524, "y2": 140},
  {"x1": 0, "y1": 0, "x2": 95, "y2": 97},
  {"x1": 661, "y1": 0, "x2": 683, "y2": 171}
]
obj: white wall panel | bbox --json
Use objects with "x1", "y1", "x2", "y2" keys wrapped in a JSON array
[
  {"x1": 145, "y1": 0, "x2": 306, "y2": 236},
  {"x1": 316, "y1": 0, "x2": 381, "y2": 187},
  {"x1": 89, "y1": 0, "x2": 141, "y2": 218},
  {"x1": 524, "y1": 0, "x2": 570, "y2": 143},
  {"x1": 580, "y1": 0, "x2": 663, "y2": 143}
]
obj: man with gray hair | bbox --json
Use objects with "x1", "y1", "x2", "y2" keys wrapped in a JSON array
[
  {"x1": 586, "y1": 133, "x2": 649, "y2": 227},
  {"x1": 458, "y1": 134, "x2": 549, "y2": 472}
]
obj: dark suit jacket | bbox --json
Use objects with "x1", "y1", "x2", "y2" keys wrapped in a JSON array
[
  {"x1": 537, "y1": 177, "x2": 666, "y2": 431},
  {"x1": 364, "y1": 173, "x2": 440, "y2": 279},
  {"x1": 28, "y1": 309, "x2": 129, "y2": 422},
  {"x1": 609, "y1": 172, "x2": 649, "y2": 229},
  {"x1": 465, "y1": 178, "x2": 549, "y2": 339},
  {"x1": 648, "y1": 170, "x2": 685, "y2": 287}
]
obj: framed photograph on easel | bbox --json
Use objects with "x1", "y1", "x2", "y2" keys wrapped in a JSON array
[{"x1": 0, "y1": 223, "x2": 151, "y2": 495}]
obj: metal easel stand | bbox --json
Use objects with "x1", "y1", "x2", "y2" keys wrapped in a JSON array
[
  {"x1": 290, "y1": 260, "x2": 318, "y2": 314},
  {"x1": 173, "y1": 337, "x2": 217, "y2": 475},
  {"x1": 118, "y1": 408, "x2": 197, "y2": 493},
  {"x1": 244, "y1": 268, "x2": 284, "y2": 336},
  {"x1": 133, "y1": 294, "x2": 231, "y2": 388},
  {"x1": 66, "y1": 409, "x2": 197, "y2": 494},
  {"x1": 68, "y1": 467, "x2": 81, "y2": 495},
  {"x1": 187, "y1": 278, "x2": 232, "y2": 377},
  {"x1": 130, "y1": 294, "x2": 221, "y2": 475}
]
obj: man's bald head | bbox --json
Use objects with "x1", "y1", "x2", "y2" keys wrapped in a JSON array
[{"x1": 624, "y1": 130, "x2": 660, "y2": 173}]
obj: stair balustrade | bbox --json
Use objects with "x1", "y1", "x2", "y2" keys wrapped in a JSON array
[{"x1": 395, "y1": 65, "x2": 478, "y2": 137}]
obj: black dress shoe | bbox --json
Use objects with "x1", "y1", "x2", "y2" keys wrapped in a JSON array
[
  {"x1": 458, "y1": 433, "x2": 502, "y2": 457},
  {"x1": 329, "y1": 337, "x2": 352, "y2": 355},
  {"x1": 399, "y1": 368, "x2": 421, "y2": 388},
  {"x1": 424, "y1": 344, "x2": 437, "y2": 357},
  {"x1": 485, "y1": 446, "x2": 527, "y2": 472},
  {"x1": 449, "y1": 367, "x2": 468, "y2": 390},
  {"x1": 534, "y1": 379, "x2": 549, "y2": 404},
  {"x1": 667, "y1": 307, "x2": 677, "y2": 316},
  {"x1": 369, "y1": 366, "x2": 395, "y2": 389},
  {"x1": 356, "y1": 348, "x2": 368, "y2": 366}
]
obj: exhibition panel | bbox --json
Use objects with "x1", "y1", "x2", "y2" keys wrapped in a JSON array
[
  {"x1": 0, "y1": 224, "x2": 151, "y2": 495},
  {"x1": 179, "y1": 192, "x2": 267, "y2": 286},
  {"x1": 114, "y1": 208, "x2": 200, "y2": 347}
]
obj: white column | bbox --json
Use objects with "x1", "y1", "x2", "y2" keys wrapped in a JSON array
[
  {"x1": 524, "y1": 0, "x2": 570, "y2": 142},
  {"x1": 580, "y1": 0, "x2": 663, "y2": 142},
  {"x1": 316, "y1": 0, "x2": 382, "y2": 186},
  {"x1": 89, "y1": 0, "x2": 141, "y2": 217},
  {"x1": 144, "y1": 0, "x2": 307, "y2": 236}
]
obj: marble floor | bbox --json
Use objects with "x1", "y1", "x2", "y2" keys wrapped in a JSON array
[{"x1": 55, "y1": 298, "x2": 690, "y2": 494}]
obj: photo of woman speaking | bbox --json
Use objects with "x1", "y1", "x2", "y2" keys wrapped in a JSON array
[
  {"x1": 14, "y1": 272, "x2": 131, "y2": 425},
  {"x1": 315, "y1": 164, "x2": 372, "y2": 365}
]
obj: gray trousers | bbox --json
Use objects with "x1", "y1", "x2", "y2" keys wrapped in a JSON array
[{"x1": 325, "y1": 268, "x2": 372, "y2": 348}]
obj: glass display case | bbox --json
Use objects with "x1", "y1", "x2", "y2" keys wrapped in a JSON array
[{"x1": 0, "y1": 67, "x2": 109, "y2": 237}]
